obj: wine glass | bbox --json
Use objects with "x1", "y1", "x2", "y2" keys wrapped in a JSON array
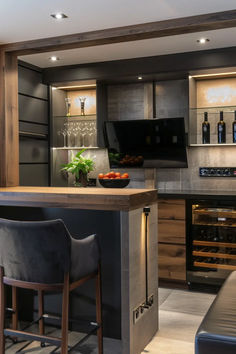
[
  {"x1": 88, "y1": 122, "x2": 94, "y2": 147},
  {"x1": 66, "y1": 126, "x2": 72, "y2": 147},
  {"x1": 57, "y1": 128, "x2": 67, "y2": 147},
  {"x1": 92, "y1": 121, "x2": 97, "y2": 147},
  {"x1": 80, "y1": 122, "x2": 87, "y2": 147},
  {"x1": 71, "y1": 122, "x2": 79, "y2": 147}
]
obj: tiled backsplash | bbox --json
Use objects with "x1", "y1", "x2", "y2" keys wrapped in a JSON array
[{"x1": 157, "y1": 146, "x2": 236, "y2": 191}]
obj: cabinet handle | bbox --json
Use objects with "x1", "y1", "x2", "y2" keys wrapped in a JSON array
[{"x1": 19, "y1": 131, "x2": 48, "y2": 140}]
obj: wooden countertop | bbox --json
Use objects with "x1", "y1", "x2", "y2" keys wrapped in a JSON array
[{"x1": 0, "y1": 187, "x2": 157, "y2": 211}]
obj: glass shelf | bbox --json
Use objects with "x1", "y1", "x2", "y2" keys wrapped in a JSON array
[
  {"x1": 52, "y1": 146, "x2": 99, "y2": 150},
  {"x1": 53, "y1": 114, "x2": 96, "y2": 119},
  {"x1": 190, "y1": 105, "x2": 236, "y2": 112},
  {"x1": 189, "y1": 143, "x2": 236, "y2": 147}
]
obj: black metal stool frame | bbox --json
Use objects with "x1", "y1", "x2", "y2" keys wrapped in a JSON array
[{"x1": 0, "y1": 264, "x2": 103, "y2": 354}]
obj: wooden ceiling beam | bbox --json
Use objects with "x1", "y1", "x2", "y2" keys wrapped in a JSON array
[
  {"x1": 1, "y1": 9, "x2": 236, "y2": 56},
  {"x1": 0, "y1": 50, "x2": 19, "y2": 186}
]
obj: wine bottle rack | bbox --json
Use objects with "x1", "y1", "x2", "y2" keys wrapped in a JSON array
[{"x1": 187, "y1": 201, "x2": 236, "y2": 286}]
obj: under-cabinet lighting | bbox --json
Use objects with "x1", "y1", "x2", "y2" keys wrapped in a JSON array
[
  {"x1": 51, "y1": 13, "x2": 68, "y2": 20},
  {"x1": 191, "y1": 72, "x2": 236, "y2": 79},
  {"x1": 56, "y1": 84, "x2": 97, "y2": 89}
]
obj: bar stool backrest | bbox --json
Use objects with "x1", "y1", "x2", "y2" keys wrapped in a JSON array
[{"x1": 0, "y1": 218, "x2": 71, "y2": 284}]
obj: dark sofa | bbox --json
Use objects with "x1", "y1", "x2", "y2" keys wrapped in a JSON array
[{"x1": 195, "y1": 271, "x2": 236, "y2": 354}]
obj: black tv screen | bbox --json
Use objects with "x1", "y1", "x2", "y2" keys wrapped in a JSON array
[{"x1": 104, "y1": 118, "x2": 188, "y2": 168}]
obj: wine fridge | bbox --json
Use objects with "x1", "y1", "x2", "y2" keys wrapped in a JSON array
[{"x1": 186, "y1": 199, "x2": 236, "y2": 288}]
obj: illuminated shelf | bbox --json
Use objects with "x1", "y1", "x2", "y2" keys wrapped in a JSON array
[
  {"x1": 189, "y1": 143, "x2": 236, "y2": 147},
  {"x1": 52, "y1": 146, "x2": 99, "y2": 150}
]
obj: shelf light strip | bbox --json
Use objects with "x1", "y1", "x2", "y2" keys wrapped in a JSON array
[
  {"x1": 191, "y1": 72, "x2": 236, "y2": 78},
  {"x1": 55, "y1": 84, "x2": 97, "y2": 89}
]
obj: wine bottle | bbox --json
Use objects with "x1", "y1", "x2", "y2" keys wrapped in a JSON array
[
  {"x1": 202, "y1": 112, "x2": 210, "y2": 143},
  {"x1": 233, "y1": 111, "x2": 236, "y2": 143},
  {"x1": 218, "y1": 111, "x2": 226, "y2": 144}
]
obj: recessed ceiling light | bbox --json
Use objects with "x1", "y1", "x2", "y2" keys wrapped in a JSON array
[
  {"x1": 197, "y1": 38, "x2": 210, "y2": 44},
  {"x1": 51, "y1": 13, "x2": 68, "y2": 20},
  {"x1": 138, "y1": 76, "x2": 143, "y2": 80},
  {"x1": 49, "y1": 56, "x2": 60, "y2": 62}
]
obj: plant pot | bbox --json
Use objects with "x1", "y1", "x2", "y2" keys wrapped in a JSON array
[{"x1": 75, "y1": 172, "x2": 88, "y2": 187}]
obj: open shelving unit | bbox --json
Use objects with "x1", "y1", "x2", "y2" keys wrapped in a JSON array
[{"x1": 189, "y1": 106, "x2": 236, "y2": 146}]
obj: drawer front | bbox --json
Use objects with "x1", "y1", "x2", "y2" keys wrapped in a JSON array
[
  {"x1": 20, "y1": 138, "x2": 48, "y2": 163},
  {"x1": 158, "y1": 219, "x2": 185, "y2": 244},
  {"x1": 19, "y1": 95, "x2": 48, "y2": 125},
  {"x1": 158, "y1": 243, "x2": 186, "y2": 281},
  {"x1": 158, "y1": 199, "x2": 185, "y2": 220}
]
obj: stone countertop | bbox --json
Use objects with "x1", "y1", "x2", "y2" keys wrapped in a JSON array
[
  {"x1": 158, "y1": 189, "x2": 236, "y2": 200},
  {"x1": 0, "y1": 186, "x2": 157, "y2": 211}
]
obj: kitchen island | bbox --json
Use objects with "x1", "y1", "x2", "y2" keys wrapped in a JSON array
[{"x1": 0, "y1": 187, "x2": 158, "y2": 354}]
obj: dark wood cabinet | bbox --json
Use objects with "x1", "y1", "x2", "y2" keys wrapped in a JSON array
[{"x1": 158, "y1": 198, "x2": 186, "y2": 282}]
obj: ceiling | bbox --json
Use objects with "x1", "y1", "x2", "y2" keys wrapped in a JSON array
[{"x1": 1, "y1": 0, "x2": 236, "y2": 68}]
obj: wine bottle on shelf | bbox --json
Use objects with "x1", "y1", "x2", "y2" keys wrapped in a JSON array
[
  {"x1": 202, "y1": 112, "x2": 210, "y2": 144},
  {"x1": 233, "y1": 111, "x2": 236, "y2": 143},
  {"x1": 218, "y1": 111, "x2": 226, "y2": 143}
]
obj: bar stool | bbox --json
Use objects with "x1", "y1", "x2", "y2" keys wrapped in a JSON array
[{"x1": 0, "y1": 218, "x2": 103, "y2": 353}]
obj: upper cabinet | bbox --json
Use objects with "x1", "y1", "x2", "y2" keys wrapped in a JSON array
[{"x1": 189, "y1": 75, "x2": 236, "y2": 146}]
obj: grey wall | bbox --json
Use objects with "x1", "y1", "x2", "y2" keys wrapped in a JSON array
[
  {"x1": 18, "y1": 62, "x2": 49, "y2": 186},
  {"x1": 156, "y1": 146, "x2": 236, "y2": 191},
  {"x1": 107, "y1": 83, "x2": 145, "y2": 120}
]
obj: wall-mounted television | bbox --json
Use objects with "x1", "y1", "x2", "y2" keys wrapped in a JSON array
[{"x1": 104, "y1": 118, "x2": 188, "y2": 168}]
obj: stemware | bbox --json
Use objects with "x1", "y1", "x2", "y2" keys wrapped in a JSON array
[
  {"x1": 58, "y1": 128, "x2": 67, "y2": 147},
  {"x1": 80, "y1": 122, "x2": 87, "y2": 147},
  {"x1": 88, "y1": 122, "x2": 94, "y2": 147}
]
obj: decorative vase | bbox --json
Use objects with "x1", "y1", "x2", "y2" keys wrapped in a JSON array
[
  {"x1": 75, "y1": 171, "x2": 88, "y2": 187},
  {"x1": 65, "y1": 98, "x2": 71, "y2": 116},
  {"x1": 79, "y1": 97, "x2": 86, "y2": 116}
]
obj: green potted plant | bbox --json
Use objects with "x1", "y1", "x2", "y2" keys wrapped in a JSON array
[{"x1": 61, "y1": 148, "x2": 94, "y2": 187}]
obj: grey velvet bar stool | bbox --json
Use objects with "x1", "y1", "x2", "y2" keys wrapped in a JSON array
[{"x1": 0, "y1": 218, "x2": 103, "y2": 354}]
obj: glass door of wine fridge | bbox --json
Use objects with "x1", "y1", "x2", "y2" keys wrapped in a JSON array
[{"x1": 186, "y1": 199, "x2": 236, "y2": 287}]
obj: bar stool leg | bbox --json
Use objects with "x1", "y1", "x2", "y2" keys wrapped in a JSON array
[
  {"x1": 0, "y1": 267, "x2": 5, "y2": 353},
  {"x1": 38, "y1": 290, "x2": 44, "y2": 335},
  {"x1": 12, "y1": 286, "x2": 18, "y2": 343},
  {"x1": 96, "y1": 264, "x2": 103, "y2": 354},
  {"x1": 61, "y1": 273, "x2": 70, "y2": 354}
]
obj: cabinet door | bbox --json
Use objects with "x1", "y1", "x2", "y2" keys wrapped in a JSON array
[
  {"x1": 159, "y1": 219, "x2": 185, "y2": 244},
  {"x1": 158, "y1": 199, "x2": 185, "y2": 220},
  {"x1": 158, "y1": 243, "x2": 186, "y2": 281}
]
